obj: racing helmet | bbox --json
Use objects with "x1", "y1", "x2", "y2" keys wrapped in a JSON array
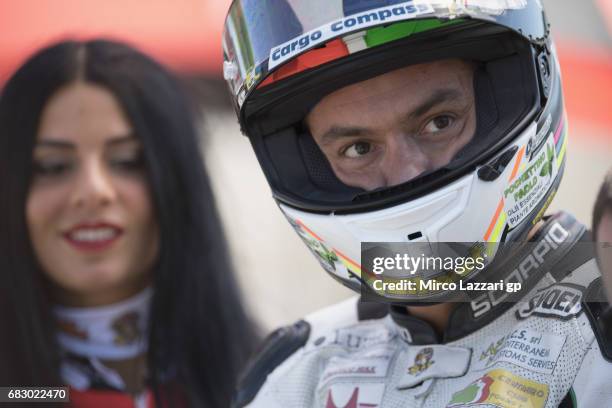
[{"x1": 223, "y1": 0, "x2": 567, "y2": 303}]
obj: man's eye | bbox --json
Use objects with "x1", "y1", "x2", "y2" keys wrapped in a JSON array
[
  {"x1": 342, "y1": 142, "x2": 371, "y2": 158},
  {"x1": 424, "y1": 115, "x2": 454, "y2": 133},
  {"x1": 33, "y1": 161, "x2": 73, "y2": 177}
]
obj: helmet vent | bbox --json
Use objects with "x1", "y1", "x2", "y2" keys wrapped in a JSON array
[{"x1": 407, "y1": 231, "x2": 423, "y2": 241}]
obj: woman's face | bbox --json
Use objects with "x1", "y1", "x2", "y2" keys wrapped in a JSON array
[{"x1": 27, "y1": 82, "x2": 159, "y2": 306}]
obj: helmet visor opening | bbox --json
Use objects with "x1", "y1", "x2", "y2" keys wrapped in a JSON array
[{"x1": 249, "y1": 29, "x2": 540, "y2": 213}]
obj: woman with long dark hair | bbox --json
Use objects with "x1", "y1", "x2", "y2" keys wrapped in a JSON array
[{"x1": 0, "y1": 39, "x2": 257, "y2": 407}]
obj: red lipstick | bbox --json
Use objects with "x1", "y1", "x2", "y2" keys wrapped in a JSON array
[{"x1": 63, "y1": 222, "x2": 123, "y2": 252}]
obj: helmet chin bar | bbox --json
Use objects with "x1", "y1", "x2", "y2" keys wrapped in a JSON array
[
  {"x1": 249, "y1": 28, "x2": 540, "y2": 214},
  {"x1": 299, "y1": 165, "x2": 566, "y2": 306}
]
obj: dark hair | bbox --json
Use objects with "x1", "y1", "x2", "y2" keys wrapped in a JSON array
[
  {"x1": 593, "y1": 168, "x2": 612, "y2": 241},
  {"x1": 0, "y1": 39, "x2": 258, "y2": 407}
]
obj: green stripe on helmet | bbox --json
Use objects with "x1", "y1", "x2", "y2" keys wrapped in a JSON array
[{"x1": 365, "y1": 18, "x2": 465, "y2": 48}]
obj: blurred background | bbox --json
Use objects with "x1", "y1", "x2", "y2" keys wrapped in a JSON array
[{"x1": 1, "y1": 0, "x2": 610, "y2": 331}]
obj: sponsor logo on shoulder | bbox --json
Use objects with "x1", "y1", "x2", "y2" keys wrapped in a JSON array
[
  {"x1": 398, "y1": 345, "x2": 471, "y2": 389},
  {"x1": 446, "y1": 369, "x2": 549, "y2": 408},
  {"x1": 320, "y1": 348, "x2": 393, "y2": 386},
  {"x1": 312, "y1": 324, "x2": 396, "y2": 350},
  {"x1": 516, "y1": 282, "x2": 584, "y2": 320},
  {"x1": 476, "y1": 329, "x2": 566, "y2": 375},
  {"x1": 407, "y1": 347, "x2": 434, "y2": 376},
  {"x1": 447, "y1": 375, "x2": 493, "y2": 407}
]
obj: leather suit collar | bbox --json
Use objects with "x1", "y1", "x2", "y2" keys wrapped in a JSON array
[{"x1": 388, "y1": 211, "x2": 589, "y2": 343}]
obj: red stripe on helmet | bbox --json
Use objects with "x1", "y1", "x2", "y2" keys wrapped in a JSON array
[{"x1": 258, "y1": 39, "x2": 349, "y2": 89}]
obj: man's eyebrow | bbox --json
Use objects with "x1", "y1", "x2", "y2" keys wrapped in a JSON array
[
  {"x1": 319, "y1": 126, "x2": 371, "y2": 145},
  {"x1": 316, "y1": 88, "x2": 464, "y2": 144},
  {"x1": 408, "y1": 88, "x2": 464, "y2": 120}
]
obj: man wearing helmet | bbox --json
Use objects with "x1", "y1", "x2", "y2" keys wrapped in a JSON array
[{"x1": 223, "y1": 1, "x2": 612, "y2": 407}]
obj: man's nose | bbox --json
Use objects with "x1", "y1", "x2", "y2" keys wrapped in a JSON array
[
  {"x1": 69, "y1": 160, "x2": 116, "y2": 209},
  {"x1": 380, "y1": 135, "x2": 432, "y2": 187}
]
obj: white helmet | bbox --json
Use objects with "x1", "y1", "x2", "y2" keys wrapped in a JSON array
[{"x1": 223, "y1": 0, "x2": 567, "y2": 302}]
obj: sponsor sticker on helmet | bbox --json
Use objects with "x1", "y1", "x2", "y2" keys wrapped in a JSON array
[
  {"x1": 432, "y1": 0, "x2": 528, "y2": 16},
  {"x1": 286, "y1": 216, "x2": 363, "y2": 283},
  {"x1": 287, "y1": 218, "x2": 344, "y2": 275},
  {"x1": 268, "y1": 1, "x2": 434, "y2": 70},
  {"x1": 504, "y1": 137, "x2": 558, "y2": 228},
  {"x1": 446, "y1": 369, "x2": 549, "y2": 408},
  {"x1": 526, "y1": 113, "x2": 552, "y2": 160}
]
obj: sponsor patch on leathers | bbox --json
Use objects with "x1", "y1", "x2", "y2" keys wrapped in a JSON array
[
  {"x1": 319, "y1": 347, "x2": 394, "y2": 387},
  {"x1": 476, "y1": 328, "x2": 566, "y2": 374},
  {"x1": 516, "y1": 283, "x2": 584, "y2": 320},
  {"x1": 446, "y1": 368, "x2": 549, "y2": 408}
]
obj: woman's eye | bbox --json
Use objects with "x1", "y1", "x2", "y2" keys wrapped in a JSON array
[
  {"x1": 342, "y1": 142, "x2": 371, "y2": 158},
  {"x1": 109, "y1": 154, "x2": 144, "y2": 171},
  {"x1": 33, "y1": 161, "x2": 72, "y2": 177},
  {"x1": 424, "y1": 115, "x2": 454, "y2": 133}
]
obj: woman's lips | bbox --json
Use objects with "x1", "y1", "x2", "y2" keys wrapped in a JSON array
[{"x1": 62, "y1": 223, "x2": 124, "y2": 252}]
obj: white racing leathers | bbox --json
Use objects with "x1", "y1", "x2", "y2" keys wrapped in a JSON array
[{"x1": 235, "y1": 212, "x2": 612, "y2": 408}]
